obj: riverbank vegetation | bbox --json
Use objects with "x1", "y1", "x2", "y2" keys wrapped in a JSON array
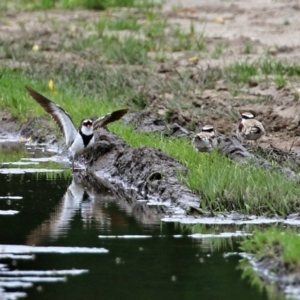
[{"x1": 2, "y1": 69, "x2": 300, "y2": 216}]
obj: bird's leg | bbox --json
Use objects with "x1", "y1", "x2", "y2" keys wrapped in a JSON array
[{"x1": 255, "y1": 139, "x2": 260, "y2": 150}]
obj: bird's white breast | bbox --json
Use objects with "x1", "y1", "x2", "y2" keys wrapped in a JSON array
[
  {"x1": 81, "y1": 126, "x2": 93, "y2": 136},
  {"x1": 69, "y1": 133, "x2": 95, "y2": 157},
  {"x1": 193, "y1": 136, "x2": 213, "y2": 152}
]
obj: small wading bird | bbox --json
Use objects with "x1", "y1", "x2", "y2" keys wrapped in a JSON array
[
  {"x1": 25, "y1": 86, "x2": 128, "y2": 171},
  {"x1": 236, "y1": 112, "x2": 265, "y2": 143},
  {"x1": 192, "y1": 125, "x2": 218, "y2": 153}
]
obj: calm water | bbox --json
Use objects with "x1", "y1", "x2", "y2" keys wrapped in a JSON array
[{"x1": 0, "y1": 141, "x2": 268, "y2": 300}]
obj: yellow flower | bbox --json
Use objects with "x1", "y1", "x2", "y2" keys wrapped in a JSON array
[
  {"x1": 48, "y1": 79, "x2": 54, "y2": 90},
  {"x1": 188, "y1": 56, "x2": 199, "y2": 62},
  {"x1": 32, "y1": 45, "x2": 39, "y2": 51},
  {"x1": 71, "y1": 26, "x2": 77, "y2": 36},
  {"x1": 215, "y1": 17, "x2": 224, "y2": 24}
]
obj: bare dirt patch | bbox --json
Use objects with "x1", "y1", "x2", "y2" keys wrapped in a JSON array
[{"x1": 161, "y1": 0, "x2": 300, "y2": 151}]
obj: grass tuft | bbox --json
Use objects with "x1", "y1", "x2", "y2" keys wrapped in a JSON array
[
  {"x1": 240, "y1": 228, "x2": 300, "y2": 266},
  {"x1": 96, "y1": 15, "x2": 141, "y2": 31},
  {"x1": 226, "y1": 58, "x2": 300, "y2": 86},
  {"x1": 103, "y1": 35, "x2": 150, "y2": 64}
]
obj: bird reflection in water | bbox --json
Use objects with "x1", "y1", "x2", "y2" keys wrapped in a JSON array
[{"x1": 26, "y1": 177, "x2": 111, "y2": 245}]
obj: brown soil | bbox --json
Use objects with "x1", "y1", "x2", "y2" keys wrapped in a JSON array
[{"x1": 1, "y1": 0, "x2": 300, "y2": 150}]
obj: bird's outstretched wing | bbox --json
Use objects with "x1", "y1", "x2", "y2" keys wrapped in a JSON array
[
  {"x1": 93, "y1": 108, "x2": 128, "y2": 130},
  {"x1": 25, "y1": 86, "x2": 77, "y2": 148}
]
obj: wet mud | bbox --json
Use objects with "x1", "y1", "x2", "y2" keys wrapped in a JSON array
[
  {"x1": 80, "y1": 128, "x2": 200, "y2": 213},
  {"x1": 241, "y1": 252, "x2": 300, "y2": 300}
]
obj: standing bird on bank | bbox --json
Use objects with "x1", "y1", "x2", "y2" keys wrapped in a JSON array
[
  {"x1": 192, "y1": 125, "x2": 218, "y2": 153},
  {"x1": 25, "y1": 86, "x2": 128, "y2": 171},
  {"x1": 236, "y1": 112, "x2": 265, "y2": 143}
]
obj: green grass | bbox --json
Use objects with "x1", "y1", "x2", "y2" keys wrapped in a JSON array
[
  {"x1": 242, "y1": 43, "x2": 256, "y2": 54},
  {"x1": 101, "y1": 35, "x2": 150, "y2": 64},
  {"x1": 61, "y1": 14, "x2": 167, "y2": 64},
  {"x1": 241, "y1": 228, "x2": 300, "y2": 267},
  {"x1": 226, "y1": 58, "x2": 300, "y2": 87},
  {"x1": 4, "y1": 0, "x2": 156, "y2": 11},
  {"x1": 0, "y1": 66, "x2": 145, "y2": 116},
  {"x1": 0, "y1": 69, "x2": 130, "y2": 123},
  {"x1": 171, "y1": 26, "x2": 206, "y2": 52},
  {"x1": 212, "y1": 43, "x2": 224, "y2": 59},
  {"x1": 96, "y1": 15, "x2": 141, "y2": 31}
]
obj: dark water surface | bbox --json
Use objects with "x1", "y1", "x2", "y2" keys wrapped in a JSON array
[{"x1": 0, "y1": 144, "x2": 268, "y2": 300}]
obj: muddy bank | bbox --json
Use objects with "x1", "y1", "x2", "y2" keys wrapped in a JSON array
[
  {"x1": 240, "y1": 238, "x2": 300, "y2": 300},
  {"x1": 244, "y1": 254, "x2": 300, "y2": 299},
  {"x1": 0, "y1": 112, "x2": 63, "y2": 146},
  {"x1": 3, "y1": 111, "x2": 300, "y2": 216},
  {"x1": 1, "y1": 112, "x2": 202, "y2": 213},
  {"x1": 80, "y1": 128, "x2": 201, "y2": 213},
  {"x1": 130, "y1": 112, "x2": 300, "y2": 180}
]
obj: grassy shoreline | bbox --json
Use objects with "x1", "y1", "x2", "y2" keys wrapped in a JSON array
[{"x1": 2, "y1": 69, "x2": 300, "y2": 216}]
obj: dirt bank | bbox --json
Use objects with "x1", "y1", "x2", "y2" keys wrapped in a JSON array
[
  {"x1": 0, "y1": 112, "x2": 202, "y2": 213},
  {"x1": 3, "y1": 111, "x2": 300, "y2": 214},
  {"x1": 81, "y1": 128, "x2": 200, "y2": 211}
]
